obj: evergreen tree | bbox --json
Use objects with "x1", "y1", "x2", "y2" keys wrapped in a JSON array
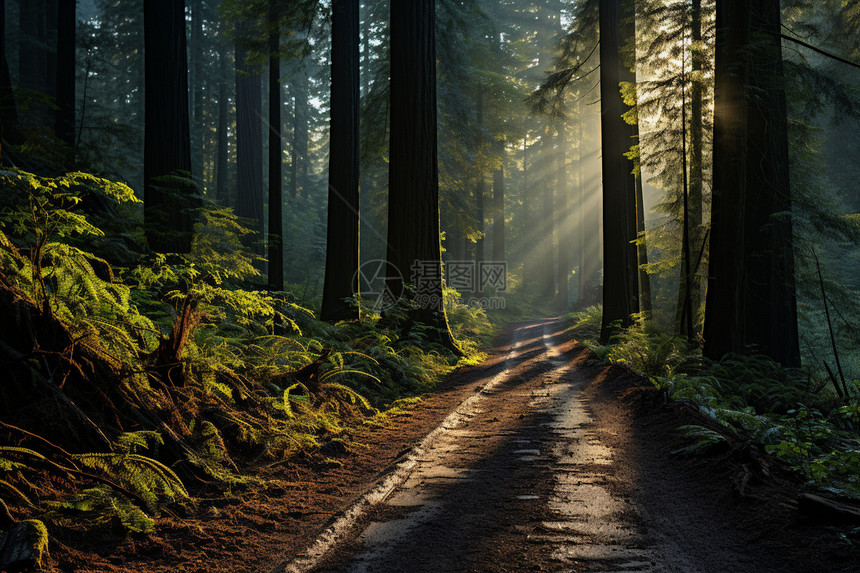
[
  {"x1": 703, "y1": 0, "x2": 800, "y2": 366},
  {"x1": 143, "y1": 0, "x2": 195, "y2": 253},
  {"x1": 599, "y1": 0, "x2": 639, "y2": 342},
  {"x1": 235, "y1": 20, "x2": 264, "y2": 265},
  {"x1": 387, "y1": 0, "x2": 458, "y2": 350},
  {"x1": 321, "y1": 0, "x2": 360, "y2": 321},
  {"x1": 268, "y1": 0, "x2": 284, "y2": 291},
  {"x1": 56, "y1": 0, "x2": 75, "y2": 149}
]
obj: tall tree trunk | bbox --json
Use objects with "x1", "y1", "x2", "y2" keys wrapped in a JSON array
[
  {"x1": 190, "y1": 0, "x2": 203, "y2": 184},
  {"x1": 361, "y1": 3, "x2": 372, "y2": 97},
  {"x1": 577, "y1": 100, "x2": 596, "y2": 304},
  {"x1": 268, "y1": 0, "x2": 284, "y2": 292},
  {"x1": 144, "y1": 0, "x2": 195, "y2": 253},
  {"x1": 45, "y1": 0, "x2": 57, "y2": 99},
  {"x1": 215, "y1": 37, "x2": 230, "y2": 207},
  {"x1": 556, "y1": 134, "x2": 569, "y2": 310},
  {"x1": 599, "y1": 0, "x2": 639, "y2": 342},
  {"x1": 322, "y1": 0, "x2": 360, "y2": 321},
  {"x1": 55, "y1": 0, "x2": 75, "y2": 149},
  {"x1": 235, "y1": 22, "x2": 264, "y2": 264},
  {"x1": 474, "y1": 85, "x2": 484, "y2": 292},
  {"x1": 635, "y1": 173, "x2": 651, "y2": 312},
  {"x1": 703, "y1": 0, "x2": 799, "y2": 366},
  {"x1": 688, "y1": 0, "x2": 704, "y2": 321},
  {"x1": 0, "y1": 0, "x2": 21, "y2": 153},
  {"x1": 387, "y1": 0, "x2": 458, "y2": 351},
  {"x1": 492, "y1": 166, "x2": 504, "y2": 264},
  {"x1": 676, "y1": 0, "x2": 703, "y2": 334},
  {"x1": 678, "y1": 46, "x2": 694, "y2": 339},
  {"x1": 19, "y1": 0, "x2": 47, "y2": 128},
  {"x1": 541, "y1": 123, "x2": 556, "y2": 299},
  {"x1": 291, "y1": 70, "x2": 308, "y2": 199}
]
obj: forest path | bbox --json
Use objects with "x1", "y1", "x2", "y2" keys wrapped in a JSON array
[{"x1": 280, "y1": 318, "x2": 773, "y2": 573}]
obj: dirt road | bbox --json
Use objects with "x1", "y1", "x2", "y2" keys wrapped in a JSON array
[
  {"x1": 58, "y1": 319, "x2": 853, "y2": 572},
  {"x1": 277, "y1": 318, "x2": 814, "y2": 573}
]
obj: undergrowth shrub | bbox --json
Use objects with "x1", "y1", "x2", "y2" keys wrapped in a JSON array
[
  {"x1": 564, "y1": 303, "x2": 860, "y2": 496},
  {"x1": 0, "y1": 169, "x2": 492, "y2": 549}
]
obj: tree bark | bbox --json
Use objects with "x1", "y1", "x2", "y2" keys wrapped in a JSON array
[
  {"x1": 703, "y1": 0, "x2": 799, "y2": 366},
  {"x1": 474, "y1": 84, "x2": 484, "y2": 291},
  {"x1": 235, "y1": 22, "x2": 264, "y2": 264},
  {"x1": 556, "y1": 135, "x2": 569, "y2": 309},
  {"x1": 541, "y1": 123, "x2": 556, "y2": 299},
  {"x1": 215, "y1": 37, "x2": 230, "y2": 207},
  {"x1": 676, "y1": 0, "x2": 703, "y2": 334},
  {"x1": 291, "y1": 70, "x2": 309, "y2": 199},
  {"x1": 0, "y1": 0, "x2": 21, "y2": 152},
  {"x1": 578, "y1": 100, "x2": 600, "y2": 305},
  {"x1": 321, "y1": 0, "x2": 360, "y2": 321},
  {"x1": 190, "y1": 0, "x2": 204, "y2": 183},
  {"x1": 599, "y1": 0, "x2": 639, "y2": 342},
  {"x1": 492, "y1": 166, "x2": 505, "y2": 264},
  {"x1": 143, "y1": 0, "x2": 195, "y2": 253},
  {"x1": 19, "y1": 0, "x2": 47, "y2": 128},
  {"x1": 268, "y1": 0, "x2": 284, "y2": 292},
  {"x1": 387, "y1": 0, "x2": 458, "y2": 350},
  {"x1": 45, "y1": 0, "x2": 57, "y2": 99},
  {"x1": 55, "y1": 0, "x2": 75, "y2": 148}
]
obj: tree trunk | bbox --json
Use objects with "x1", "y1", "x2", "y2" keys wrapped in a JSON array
[
  {"x1": 45, "y1": 0, "x2": 57, "y2": 99},
  {"x1": 599, "y1": 0, "x2": 639, "y2": 342},
  {"x1": 676, "y1": 0, "x2": 703, "y2": 334},
  {"x1": 474, "y1": 84, "x2": 484, "y2": 292},
  {"x1": 268, "y1": 0, "x2": 284, "y2": 292},
  {"x1": 492, "y1": 166, "x2": 504, "y2": 264},
  {"x1": 321, "y1": 0, "x2": 360, "y2": 321},
  {"x1": 0, "y1": 0, "x2": 21, "y2": 152},
  {"x1": 143, "y1": 0, "x2": 195, "y2": 253},
  {"x1": 387, "y1": 0, "x2": 458, "y2": 351},
  {"x1": 635, "y1": 173, "x2": 652, "y2": 312},
  {"x1": 291, "y1": 71, "x2": 309, "y2": 199},
  {"x1": 55, "y1": 0, "x2": 75, "y2": 149},
  {"x1": 577, "y1": 100, "x2": 599, "y2": 304},
  {"x1": 190, "y1": 0, "x2": 203, "y2": 184},
  {"x1": 703, "y1": 0, "x2": 799, "y2": 366},
  {"x1": 362, "y1": 4, "x2": 372, "y2": 97},
  {"x1": 541, "y1": 124, "x2": 556, "y2": 300},
  {"x1": 235, "y1": 22, "x2": 264, "y2": 264},
  {"x1": 19, "y1": 0, "x2": 47, "y2": 128},
  {"x1": 688, "y1": 0, "x2": 704, "y2": 321},
  {"x1": 556, "y1": 136, "x2": 569, "y2": 310},
  {"x1": 215, "y1": 37, "x2": 230, "y2": 207}
]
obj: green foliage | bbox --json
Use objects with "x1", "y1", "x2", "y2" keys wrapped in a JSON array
[
  {"x1": 72, "y1": 443, "x2": 188, "y2": 512},
  {"x1": 565, "y1": 304, "x2": 603, "y2": 344},
  {"x1": 607, "y1": 313, "x2": 689, "y2": 377},
  {"x1": 24, "y1": 519, "x2": 50, "y2": 567},
  {"x1": 672, "y1": 425, "x2": 728, "y2": 455},
  {"x1": 573, "y1": 311, "x2": 860, "y2": 495},
  {"x1": 0, "y1": 168, "x2": 494, "y2": 548},
  {"x1": 54, "y1": 486, "x2": 155, "y2": 534}
]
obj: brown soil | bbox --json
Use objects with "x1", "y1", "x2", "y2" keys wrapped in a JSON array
[{"x1": 43, "y1": 319, "x2": 859, "y2": 573}]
